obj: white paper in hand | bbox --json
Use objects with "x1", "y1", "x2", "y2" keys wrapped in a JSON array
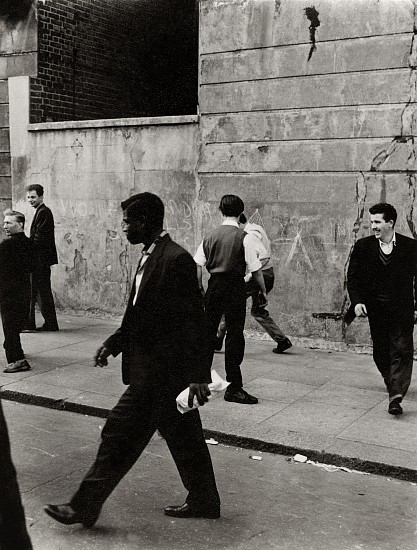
[{"x1": 176, "y1": 370, "x2": 229, "y2": 414}]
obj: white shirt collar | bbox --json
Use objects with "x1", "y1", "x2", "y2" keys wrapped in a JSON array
[
  {"x1": 379, "y1": 231, "x2": 396, "y2": 252},
  {"x1": 222, "y1": 220, "x2": 239, "y2": 228},
  {"x1": 142, "y1": 230, "x2": 167, "y2": 256}
]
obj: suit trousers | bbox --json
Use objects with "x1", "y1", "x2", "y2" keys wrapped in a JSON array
[
  {"x1": 1, "y1": 300, "x2": 28, "y2": 363},
  {"x1": 70, "y1": 383, "x2": 220, "y2": 517},
  {"x1": 205, "y1": 274, "x2": 246, "y2": 389},
  {"x1": 217, "y1": 268, "x2": 286, "y2": 344},
  {"x1": 0, "y1": 400, "x2": 33, "y2": 550},
  {"x1": 28, "y1": 265, "x2": 58, "y2": 329},
  {"x1": 367, "y1": 303, "x2": 414, "y2": 401}
]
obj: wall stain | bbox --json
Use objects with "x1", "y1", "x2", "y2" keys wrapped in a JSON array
[{"x1": 304, "y1": 6, "x2": 320, "y2": 61}]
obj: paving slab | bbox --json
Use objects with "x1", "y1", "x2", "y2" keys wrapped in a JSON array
[
  {"x1": 4, "y1": 402, "x2": 417, "y2": 550},
  {"x1": 1, "y1": 312, "x2": 416, "y2": 481}
]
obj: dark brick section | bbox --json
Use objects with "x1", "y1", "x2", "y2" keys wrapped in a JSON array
[
  {"x1": 0, "y1": 104, "x2": 8, "y2": 127},
  {"x1": 30, "y1": 0, "x2": 198, "y2": 122},
  {"x1": 0, "y1": 80, "x2": 8, "y2": 102},
  {"x1": 0, "y1": 152, "x2": 11, "y2": 176},
  {"x1": 0, "y1": 128, "x2": 10, "y2": 151}
]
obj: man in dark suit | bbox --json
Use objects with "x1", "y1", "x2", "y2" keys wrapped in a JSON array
[
  {"x1": 0, "y1": 399, "x2": 33, "y2": 550},
  {"x1": 44, "y1": 192, "x2": 220, "y2": 527},
  {"x1": 1, "y1": 210, "x2": 35, "y2": 374},
  {"x1": 24, "y1": 184, "x2": 59, "y2": 332},
  {"x1": 346, "y1": 203, "x2": 417, "y2": 415}
]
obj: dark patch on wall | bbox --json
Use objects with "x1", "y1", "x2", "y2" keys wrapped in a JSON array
[
  {"x1": 0, "y1": 0, "x2": 32, "y2": 24},
  {"x1": 30, "y1": 0, "x2": 198, "y2": 123},
  {"x1": 304, "y1": 6, "x2": 320, "y2": 61}
]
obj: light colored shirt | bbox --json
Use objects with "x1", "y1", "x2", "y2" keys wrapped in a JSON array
[
  {"x1": 194, "y1": 220, "x2": 262, "y2": 274},
  {"x1": 244, "y1": 222, "x2": 273, "y2": 270},
  {"x1": 133, "y1": 230, "x2": 167, "y2": 305},
  {"x1": 379, "y1": 231, "x2": 396, "y2": 255}
]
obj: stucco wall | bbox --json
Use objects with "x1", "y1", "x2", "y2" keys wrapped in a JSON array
[
  {"x1": 6, "y1": 0, "x2": 417, "y2": 349},
  {"x1": 198, "y1": 0, "x2": 417, "y2": 348},
  {"x1": 10, "y1": 78, "x2": 201, "y2": 314}
]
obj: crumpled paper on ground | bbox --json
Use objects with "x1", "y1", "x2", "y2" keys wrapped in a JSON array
[{"x1": 176, "y1": 370, "x2": 229, "y2": 414}]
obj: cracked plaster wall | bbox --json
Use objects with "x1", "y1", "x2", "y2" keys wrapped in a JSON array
[
  {"x1": 199, "y1": 0, "x2": 417, "y2": 348},
  {"x1": 6, "y1": 0, "x2": 417, "y2": 348},
  {"x1": 11, "y1": 114, "x2": 201, "y2": 314}
]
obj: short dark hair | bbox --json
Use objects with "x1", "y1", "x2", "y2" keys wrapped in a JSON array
[
  {"x1": 369, "y1": 203, "x2": 397, "y2": 226},
  {"x1": 239, "y1": 213, "x2": 247, "y2": 224},
  {"x1": 219, "y1": 195, "x2": 244, "y2": 217},
  {"x1": 121, "y1": 192, "x2": 164, "y2": 228},
  {"x1": 26, "y1": 184, "x2": 44, "y2": 197},
  {"x1": 3, "y1": 208, "x2": 25, "y2": 227}
]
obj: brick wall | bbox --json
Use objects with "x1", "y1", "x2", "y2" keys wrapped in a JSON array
[
  {"x1": 0, "y1": 79, "x2": 11, "y2": 220},
  {"x1": 31, "y1": 0, "x2": 198, "y2": 123}
]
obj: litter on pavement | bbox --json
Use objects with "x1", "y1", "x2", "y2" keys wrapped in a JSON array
[{"x1": 292, "y1": 454, "x2": 370, "y2": 475}]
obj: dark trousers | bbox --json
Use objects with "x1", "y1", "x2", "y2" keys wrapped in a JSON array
[
  {"x1": 367, "y1": 304, "x2": 414, "y2": 401},
  {"x1": 205, "y1": 274, "x2": 246, "y2": 388},
  {"x1": 28, "y1": 265, "x2": 58, "y2": 329},
  {"x1": 70, "y1": 384, "x2": 220, "y2": 517},
  {"x1": 1, "y1": 300, "x2": 28, "y2": 363},
  {"x1": 0, "y1": 400, "x2": 33, "y2": 550},
  {"x1": 218, "y1": 268, "x2": 287, "y2": 344}
]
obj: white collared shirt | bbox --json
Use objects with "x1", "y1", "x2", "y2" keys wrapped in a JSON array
[
  {"x1": 194, "y1": 220, "x2": 262, "y2": 273},
  {"x1": 379, "y1": 231, "x2": 396, "y2": 255},
  {"x1": 133, "y1": 230, "x2": 167, "y2": 305}
]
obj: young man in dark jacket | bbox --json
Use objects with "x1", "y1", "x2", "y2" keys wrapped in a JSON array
[
  {"x1": 44, "y1": 192, "x2": 220, "y2": 527},
  {"x1": 25, "y1": 184, "x2": 59, "y2": 332},
  {"x1": 347, "y1": 203, "x2": 417, "y2": 415},
  {"x1": 0, "y1": 210, "x2": 35, "y2": 373}
]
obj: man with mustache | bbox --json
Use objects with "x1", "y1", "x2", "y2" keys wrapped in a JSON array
[{"x1": 346, "y1": 203, "x2": 417, "y2": 415}]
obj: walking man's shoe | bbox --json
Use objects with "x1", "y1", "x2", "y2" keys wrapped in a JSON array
[
  {"x1": 273, "y1": 337, "x2": 292, "y2": 354},
  {"x1": 3, "y1": 359, "x2": 31, "y2": 373},
  {"x1": 21, "y1": 326, "x2": 37, "y2": 333},
  {"x1": 36, "y1": 324, "x2": 59, "y2": 332},
  {"x1": 224, "y1": 387, "x2": 258, "y2": 404},
  {"x1": 164, "y1": 502, "x2": 220, "y2": 519},
  {"x1": 213, "y1": 338, "x2": 223, "y2": 352},
  {"x1": 388, "y1": 397, "x2": 403, "y2": 415},
  {"x1": 44, "y1": 504, "x2": 98, "y2": 528}
]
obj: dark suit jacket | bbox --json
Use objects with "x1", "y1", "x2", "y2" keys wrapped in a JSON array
[
  {"x1": 104, "y1": 234, "x2": 212, "y2": 392},
  {"x1": 345, "y1": 232, "x2": 417, "y2": 324},
  {"x1": 0, "y1": 233, "x2": 36, "y2": 304},
  {"x1": 30, "y1": 204, "x2": 58, "y2": 266}
]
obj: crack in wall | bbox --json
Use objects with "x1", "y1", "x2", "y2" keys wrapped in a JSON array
[
  {"x1": 405, "y1": 2, "x2": 417, "y2": 238},
  {"x1": 371, "y1": 3, "x2": 417, "y2": 173},
  {"x1": 341, "y1": 172, "x2": 367, "y2": 337},
  {"x1": 406, "y1": 174, "x2": 417, "y2": 238},
  {"x1": 342, "y1": 4, "x2": 417, "y2": 340}
]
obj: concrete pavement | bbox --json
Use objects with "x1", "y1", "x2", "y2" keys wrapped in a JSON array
[
  {"x1": 0, "y1": 313, "x2": 416, "y2": 481},
  {"x1": 5, "y1": 401, "x2": 417, "y2": 550}
]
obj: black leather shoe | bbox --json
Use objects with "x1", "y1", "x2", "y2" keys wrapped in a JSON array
[
  {"x1": 272, "y1": 337, "x2": 292, "y2": 354},
  {"x1": 164, "y1": 502, "x2": 220, "y2": 519},
  {"x1": 224, "y1": 388, "x2": 258, "y2": 404},
  {"x1": 213, "y1": 338, "x2": 223, "y2": 352},
  {"x1": 44, "y1": 504, "x2": 98, "y2": 528},
  {"x1": 21, "y1": 326, "x2": 37, "y2": 333},
  {"x1": 37, "y1": 325, "x2": 60, "y2": 332},
  {"x1": 388, "y1": 398, "x2": 403, "y2": 415}
]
